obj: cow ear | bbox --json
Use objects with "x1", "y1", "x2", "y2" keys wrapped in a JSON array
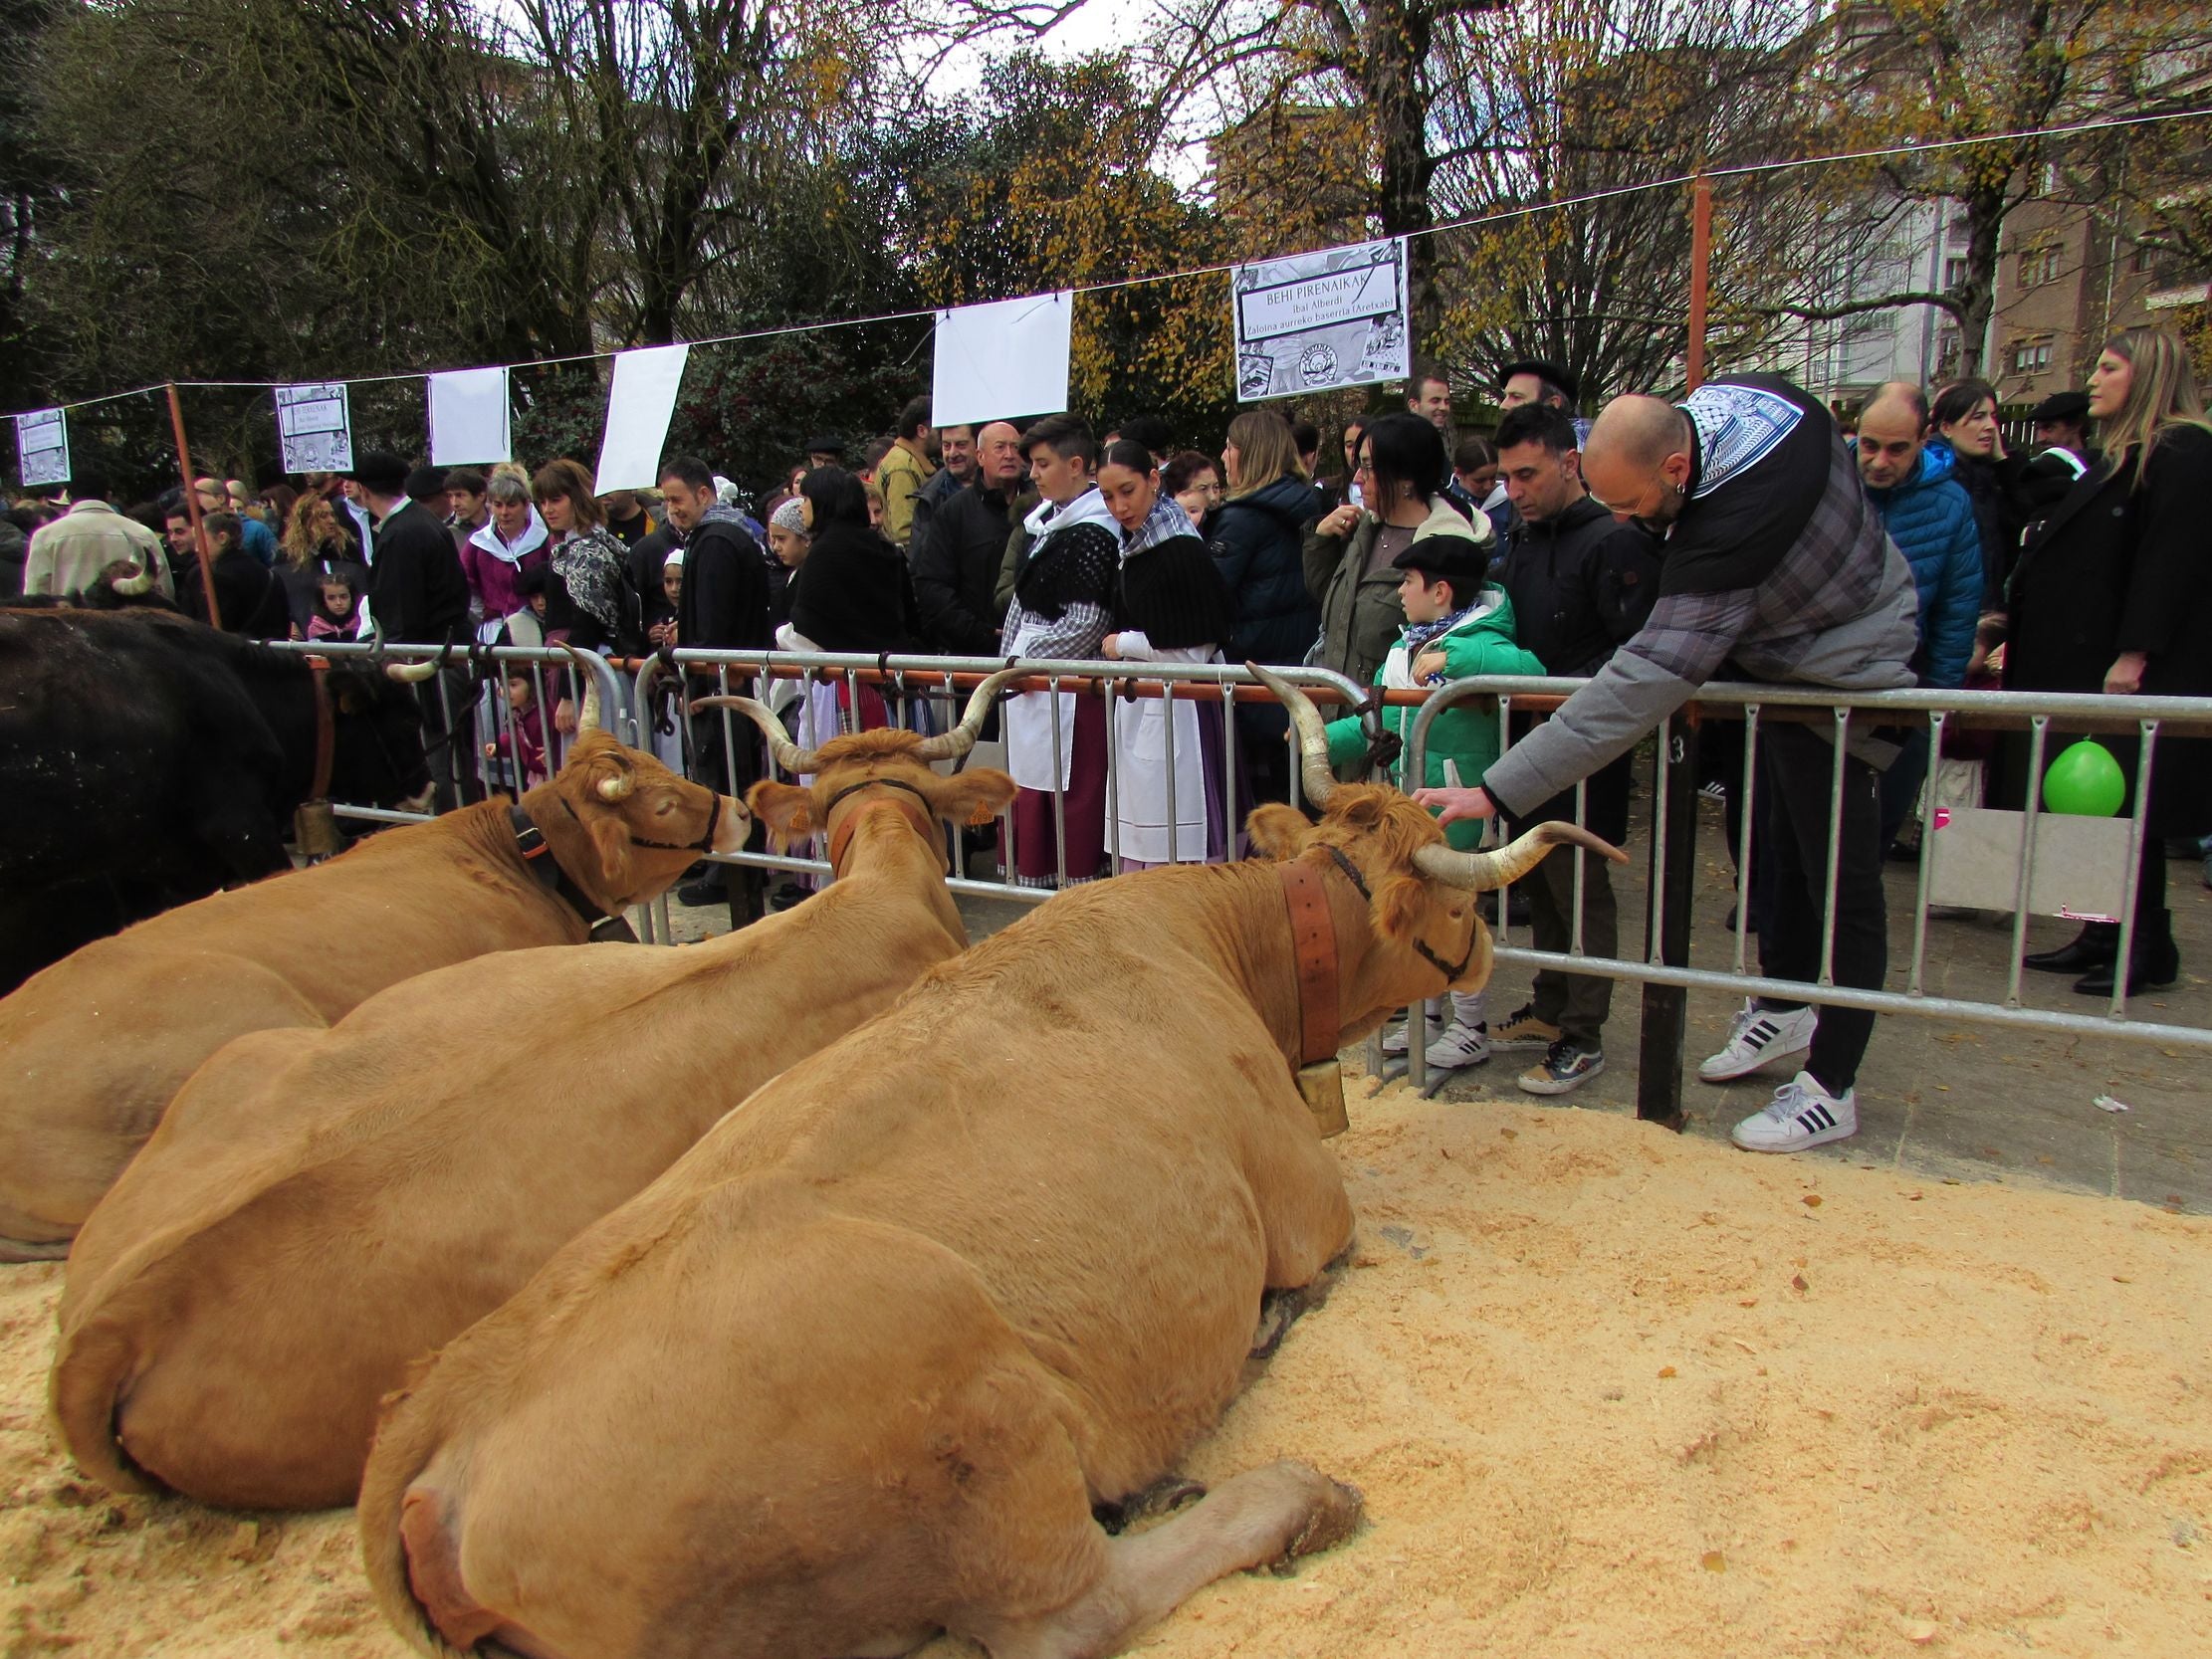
[
  {"x1": 1245, "y1": 804, "x2": 1311, "y2": 861},
  {"x1": 748, "y1": 780, "x2": 817, "y2": 848},
  {"x1": 929, "y1": 768, "x2": 1017, "y2": 827}
]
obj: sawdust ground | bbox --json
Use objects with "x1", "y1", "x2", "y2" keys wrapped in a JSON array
[{"x1": 4, "y1": 1082, "x2": 2209, "y2": 1659}]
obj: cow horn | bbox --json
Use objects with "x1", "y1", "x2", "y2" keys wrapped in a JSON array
[
  {"x1": 689, "y1": 695, "x2": 812, "y2": 775},
  {"x1": 911, "y1": 664, "x2": 1024, "y2": 762},
  {"x1": 109, "y1": 556, "x2": 153, "y2": 597},
  {"x1": 559, "y1": 644, "x2": 601, "y2": 733},
  {"x1": 384, "y1": 657, "x2": 440, "y2": 684},
  {"x1": 1244, "y1": 661, "x2": 1336, "y2": 808},
  {"x1": 596, "y1": 767, "x2": 634, "y2": 801},
  {"x1": 1412, "y1": 820, "x2": 1629, "y2": 891}
]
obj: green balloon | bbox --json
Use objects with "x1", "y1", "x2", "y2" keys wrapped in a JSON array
[{"x1": 2042, "y1": 739, "x2": 2126, "y2": 817}]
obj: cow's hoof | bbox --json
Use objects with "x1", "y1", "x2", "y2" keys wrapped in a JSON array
[{"x1": 1268, "y1": 1466, "x2": 1365, "y2": 1572}]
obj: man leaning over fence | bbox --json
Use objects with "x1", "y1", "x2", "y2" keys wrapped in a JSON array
[{"x1": 1415, "y1": 373, "x2": 1919, "y2": 1155}]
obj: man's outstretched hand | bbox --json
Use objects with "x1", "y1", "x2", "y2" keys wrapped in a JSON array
[{"x1": 1413, "y1": 784, "x2": 1496, "y2": 825}]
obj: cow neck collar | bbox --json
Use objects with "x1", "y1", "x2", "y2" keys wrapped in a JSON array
[
  {"x1": 822, "y1": 779, "x2": 938, "y2": 878},
  {"x1": 507, "y1": 803, "x2": 638, "y2": 942},
  {"x1": 1277, "y1": 854, "x2": 1347, "y2": 1069},
  {"x1": 304, "y1": 657, "x2": 334, "y2": 801}
]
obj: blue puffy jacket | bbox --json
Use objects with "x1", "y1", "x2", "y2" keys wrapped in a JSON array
[{"x1": 1861, "y1": 442, "x2": 1983, "y2": 689}]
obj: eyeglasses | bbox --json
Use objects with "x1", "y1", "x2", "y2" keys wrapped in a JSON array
[{"x1": 1354, "y1": 460, "x2": 1376, "y2": 477}]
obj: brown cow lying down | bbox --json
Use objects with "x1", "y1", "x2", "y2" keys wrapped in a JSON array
[
  {"x1": 359, "y1": 666, "x2": 1626, "y2": 1659},
  {"x1": 0, "y1": 673, "x2": 744, "y2": 1261},
  {"x1": 49, "y1": 671, "x2": 1020, "y2": 1512}
]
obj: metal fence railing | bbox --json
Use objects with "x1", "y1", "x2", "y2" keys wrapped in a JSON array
[
  {"x1": 1405, "y1": 676, "x2": 2212, "y2": 1115},
  {"x1": 274, "y1": 638, "x2": 2212, "y2": 1119}
]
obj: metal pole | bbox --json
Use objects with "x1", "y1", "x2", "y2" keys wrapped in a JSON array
[
  {"x1": 1686, "y1": 176, "x2": 1713, "y2": 392},
  {"x1": 1636, "y1": 709, "x2": 1698, "y2": 1129},
  {"x1": 164, "y1": 382, "x2": 221, "y2": 630}
]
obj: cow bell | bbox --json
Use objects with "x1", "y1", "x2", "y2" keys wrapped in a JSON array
[
  {"x1": 293, "y1": 799, "x2": 342, "y2": 861},
  {"x1": 1295, "y1": 1058, "x2": 1351, "y2": 1139}
]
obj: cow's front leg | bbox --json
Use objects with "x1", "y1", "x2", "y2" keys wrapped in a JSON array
[{"x1": 968, "y1": 1461, "x2": 1363, "y2": 1659}]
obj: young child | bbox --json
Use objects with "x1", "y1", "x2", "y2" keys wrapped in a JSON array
[
  {"x1": 1321, "y1": 514, "x2": 1546, "y2": 1071},
  {"x1": 482, "y1": 672, "x2": 549, "y2": 788},
  {"x1": 305, "y1": 572, "x2": 362, "y2": 640}
]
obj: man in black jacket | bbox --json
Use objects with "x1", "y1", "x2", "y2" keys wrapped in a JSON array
[
  {"x1": 353, "y1": 449, "x2": 475, "y2": 805},
  {"x1": 912, "y1": 419, "x2": 1023, "y2": 656},
  {"x1": 1484, "y1": 403, "x2": 1660, "y2": 1097},
  {"x1": 659, "y1": 454, "x2": 774, "y2": 921}
]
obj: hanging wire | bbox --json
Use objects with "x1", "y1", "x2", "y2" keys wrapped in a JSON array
[{"x1": 10, "y1": 104, "x2": 2210, "y2": 420}]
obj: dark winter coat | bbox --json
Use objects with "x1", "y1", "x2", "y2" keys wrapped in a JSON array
[
  {"x1": 1492, "y1": 494, "x2": 1661, "y2": 843},
  {"x1": 1208, "y1": 475, "x2": 1324, "y2": 668},
  {"x1": 180, "y1": 544, "x2": 290, "y2": 638},
  {"x1": 912, "y1": 478, "x2": 1013, "y2": 655},
  {"x1": 677, "y1": 513, "x2": 774, "y2": 654},
  {"x1": 1860, "y1": 443, "x2": 1984, "y2": 691},
  {"x1": 365, "y1": 501, "x2": 470, "y2": 646},
  {"x1": 789, "y1": 523, "x2": 919, "y2": 654},
  {"x1": 1997, "y1": 422, "x2": 2212, "y2": 837}
]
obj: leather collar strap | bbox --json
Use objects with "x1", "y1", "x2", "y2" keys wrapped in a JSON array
[
  {"x1": 509, "y1": 804, "x2": 637, "y2": 942},
  {"x1": 824, "y1": 781, "x2": 938, "y2": 877},
  {"x1": 305, "y1": 657, "x2": 334, "y2": 801},
  {"x1": 1277, "y1": 860, "x2": 1341, "y2": 1068}
]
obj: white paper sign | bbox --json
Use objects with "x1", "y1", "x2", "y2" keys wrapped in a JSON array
[
  {"x1": 1231, "y1": 238, "x2": 1410, "y2": 401},
  {"x1": 14, "y1": 407, "x2": 69, "y2": 489},
  {"x1": 593, "y1": 344, "x2": 690, "y2": 495},
  {"x1": 428, "y1": 367, "x2": 512, "y2": 465},
  {"x1": 276, "y1": 382, "x2": 354, "y2": 474},
  {"x1": 931, "y1": 293, "x2": 1073, "y2": 431}
]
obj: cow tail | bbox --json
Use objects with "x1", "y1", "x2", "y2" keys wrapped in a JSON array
[
  {"x1": 46, "y1": 1305, "x2": 160, "y2": 1499},
  {"x1": 357, "y1": 1378, "x2": 471, "y2": 1659}
]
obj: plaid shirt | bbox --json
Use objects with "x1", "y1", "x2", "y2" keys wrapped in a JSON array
[{"x1": 1483, "y1": 432, "x2": 1919, "y2": 818}]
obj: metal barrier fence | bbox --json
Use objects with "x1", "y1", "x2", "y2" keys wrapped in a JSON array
[
  {"x1": 273, "y1": 638, "x2": 2212, "y2": 1115},
  {"x1": 1406, "y1": 676, "x2": 2212, "y2": 1115},
  {"x1": 631, "y1": 649, "x2": 1374, "y2": 936}
]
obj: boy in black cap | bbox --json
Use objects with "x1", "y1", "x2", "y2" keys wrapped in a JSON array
[{"x1": 1318, "y1": 508, "x2": 1546, "y2": 1071}]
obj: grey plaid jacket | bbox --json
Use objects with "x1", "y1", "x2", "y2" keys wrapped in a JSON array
[{"x1": 1482, "y1": 422, "x2": 1918, "y2": 818}]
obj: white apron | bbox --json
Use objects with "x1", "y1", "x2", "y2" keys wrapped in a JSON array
[
  {"x1": 1109, "y1": 644, "x2": 1215, "y2": 864},
  {"x1": 1003, "y1": 621, "x2": 1078, "y2": 792}
]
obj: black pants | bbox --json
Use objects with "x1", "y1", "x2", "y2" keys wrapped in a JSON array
[
  {"x1": 1526, "y1": 842, "x2": 1618, "y2": 1047},
  {"x1": 1752, "y1": 725, "x2": 1887, "y2": 1096}
]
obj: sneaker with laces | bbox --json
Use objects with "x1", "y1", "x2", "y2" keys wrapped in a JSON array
[
  {"x1": 1697, "y1": 999, "x2": 1817, "y2": 1083},
  {"x1": 1730, "y1": 1071, "x2": 1857, "y2": 1152},
  {"x1": 1425, "y1": 1021, "x2": 1491, "y2": 1070},
  {"x1": 1489, "y1": 1003, "x2": 1562, "y2": 1053},
  {"x1": 1518, "y1": 1040, "x2": 1605, "y2": 1097}
]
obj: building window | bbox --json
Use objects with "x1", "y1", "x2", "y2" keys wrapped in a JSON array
[
  {"x1": 2008, "y1": 337, "x2": 2055, "y2": 373},
  {"x1": 1943, "y1": 255, "x2": 1970, "y2": 290},
  {"x1": 1935, "y1": 327, "x2": 1962, "y2": 377},
  {"x1": 2131, "y1": 243, "x2": 2157, "y2": 275},
  {"x1": 2018, "y1": 246, "x2": 2062, "y2": 287}
]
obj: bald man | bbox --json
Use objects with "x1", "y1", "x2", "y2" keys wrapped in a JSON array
[{"x1": 1416, "y1": 372, "x2": 1918, "y2": 1155}]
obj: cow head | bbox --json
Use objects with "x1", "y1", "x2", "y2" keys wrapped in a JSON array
[
  {"x1": 521, "y1": 671, "x2": 749, "y2": 914},
  {"x1": 324, "y1": 668, "x2": 436, "y2": 813},
  {"x1": 695, "y1": 667, "x2": 1021, "y2": 873},
  {"x1": 1248, "y1": 663, "x2": 1626, "y2": 1038}
]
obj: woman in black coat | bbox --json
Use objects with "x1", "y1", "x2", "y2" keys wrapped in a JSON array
[
  {"x1": 787, "y1": 467, "x2": 918, "y2": 656},
  {"x1": 1207, "y1": 411, "x2": 1324, "y2": 811},
  {"x1": 1989, "y1": 327, "x2": 2212, "y2": 995}
]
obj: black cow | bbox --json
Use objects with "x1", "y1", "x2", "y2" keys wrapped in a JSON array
[{"x1": 0, "y1": 607, "x2": 433, "y2": 990}]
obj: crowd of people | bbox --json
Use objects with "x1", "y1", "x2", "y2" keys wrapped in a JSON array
[{"x1": 6, "y1": 326, "x2": 2206, "y2": 1150}]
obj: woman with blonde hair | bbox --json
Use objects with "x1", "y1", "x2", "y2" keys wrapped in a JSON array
[
  {"x1": 275, "y1": 489, "x2": 368, "y2": 635},
  {"x1": 1993, "y1": 326, "x2": 2212, "y2": 995},
  {"x1": 1207, "y1": 409, "x2": 1324, "y2": 811}
]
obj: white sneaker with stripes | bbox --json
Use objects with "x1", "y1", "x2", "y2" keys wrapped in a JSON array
[
  {"x1": 1732, "y1": 1072, "x2": 1857, "y2": 1153},
  {"x1": 1697, "y1": 1000, "x2": 1817, "y2": 1083}
]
